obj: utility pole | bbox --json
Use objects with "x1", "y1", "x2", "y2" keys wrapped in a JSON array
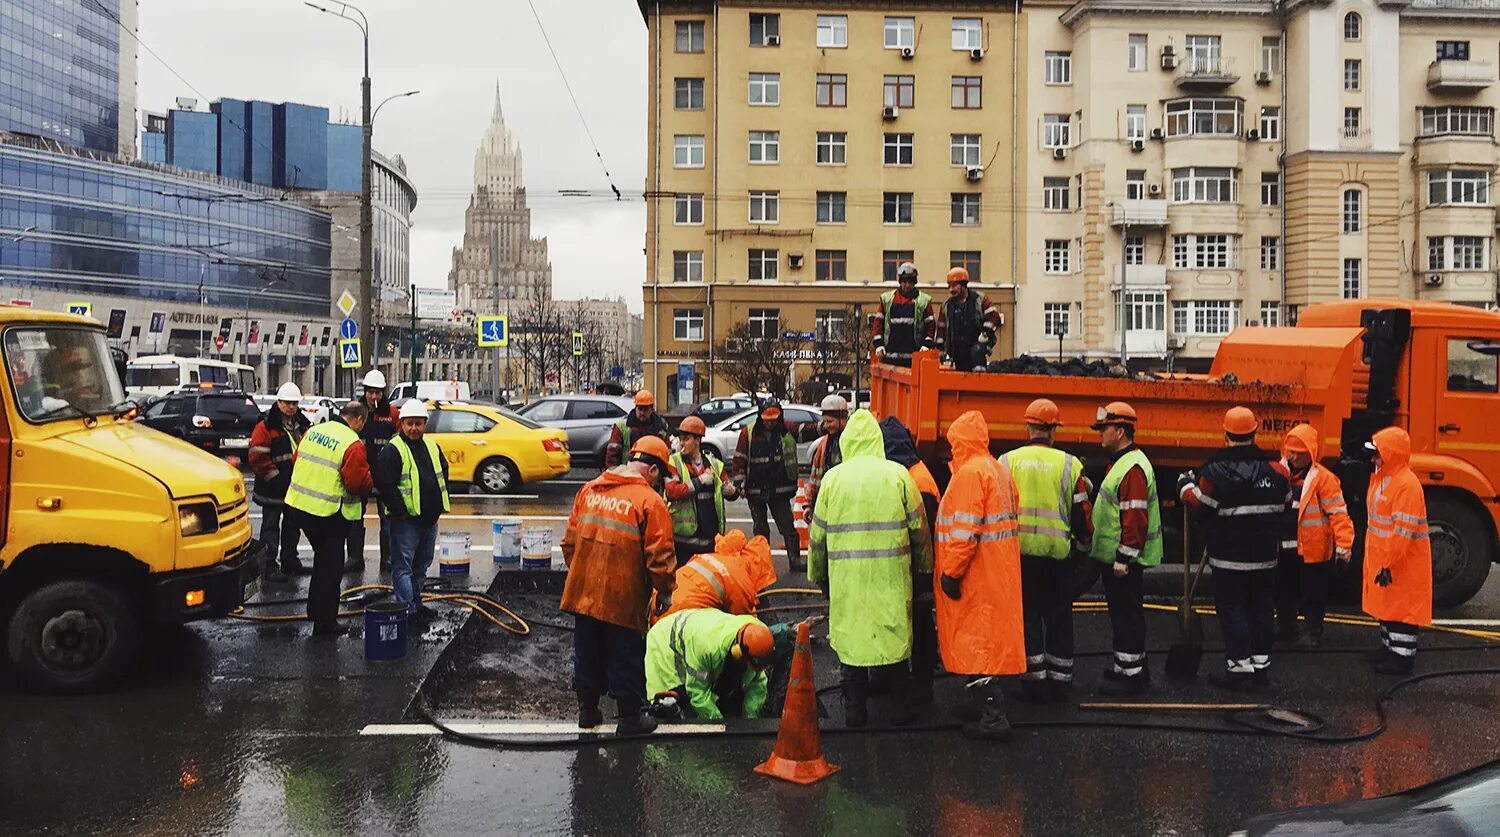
[
  {"x1": 1119, "y1": 213, "x2": 1131, "y2": 367},
  {"x1": 409, "y1": 282, "x2": 418, "y2": 385}
]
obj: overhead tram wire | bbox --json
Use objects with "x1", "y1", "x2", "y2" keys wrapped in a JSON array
[{"x1": 523, "y1": 0, "x2": 622, "y2": 201}]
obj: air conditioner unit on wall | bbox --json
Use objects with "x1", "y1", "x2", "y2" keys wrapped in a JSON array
[
  {"x1": 1151, "y1": 128, "x2": 1164, "y2": 140},
  {"x1": 1246, "y1": 129, "x2": 1261, "y2": 141},
  {"x1": 1148, "y1": 182, "x2": 1162, "y2": 196},
  {"x1": 1052, "y1": 147, "x2": 1067, "y2": 160},
  {"x1": 966, "y1": 166, "x2": 984, "y2": 181},
  {"x1": 1161, "y1": 54, "x2": 1179, "y2": 70},
  {"x1": 882, "y1": 105, "x2": 899, "y2": 120},
  {"x1": 1167, "y1": 336, "x2": 1186, "y2": 349},
  {"x1": 1426, "y1": 273, "x2": 1445, "y2": 286},
  {"x1": 901, "y1": 47, "x2": 915, "y2": 59},
  {"x1": 1130, "y1": 139, "x2": 1145, "y2": 152},
  {"x1": 766, "y1": 35, "x2": 780, "y2": 46},
  {"x1": 1255, "y1": 71, "x2": 1272, "y2": 85},
  {"x1": 788, "y1": 252, "x2": 804, "y2": 269},
  {"x1": 970, "y1": 48, "x2": 984, "y2": 61}
]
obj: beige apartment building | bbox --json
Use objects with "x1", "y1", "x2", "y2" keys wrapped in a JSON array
[
  {"x1": 637, "y1": 1, "x2": 1020, "y2": 405},
  {"x1": 1019, "y1": 0, "x2": 1500, "y2": 367}
]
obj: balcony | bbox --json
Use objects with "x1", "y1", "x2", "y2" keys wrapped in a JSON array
[
  {"x1": 1427, "y1": 60, "x2": 1496, "y2": 93},
  {"x1": 1176, "y1": 57, "x2": 1239, "y2": 90},
  {"x1": 1110, "y1": 199, "x2": 1169, "y2": 228},
  {"x1": 1113, "y1": 264, "x2": 1168, "y2": 287}
]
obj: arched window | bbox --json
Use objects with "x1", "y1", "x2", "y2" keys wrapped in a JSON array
[
  {"x1": 1342, "y1": 188, "x2": 1363, "y2": 233},
  {"x1": 1344, "y1": 11, "x2": 1361, "y2": 41}
]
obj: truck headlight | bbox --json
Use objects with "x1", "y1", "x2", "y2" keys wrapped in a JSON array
[{"x1": 179, "y1": 502, "x2": 219, "y2": 537}]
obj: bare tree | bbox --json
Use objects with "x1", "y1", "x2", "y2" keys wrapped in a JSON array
[
  {"x1": 511, "y1": 273, "x2": 568, "y2": 395},
  {"x1": 714, "y1": 321, "x2": 801, "y2": 400}
]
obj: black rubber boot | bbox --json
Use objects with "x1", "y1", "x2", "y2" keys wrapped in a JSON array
[
  {"x1": 1365, "y1": 647, "x2": 1393, "y2": 665},
  {"x1": 577, "y1": 694, "x2": 603, "y2": 729},
  {"x1": 1098, "y1": 670, "x2": 1149, "y2": 696},
  {"x1": 841, "y1": 666, "x2": 869, "y2": 728},
  {"x1": 614, "y1": 699, "x2": 657, "y2": 735},
  {"x1": 1373, "y1": 654, "x2": 1415, "y2": 676},
  {"x1": 888, "y1": 668, "x2": 919, "y2": 726},
  {"x1": 262, "y1": 561, "x2": 290, "y2": 584},
  {"x1": 962, "y1": 678, "x2": 1010, "y2": 741},
  {"x1": 1208, "y1": 670, "x2": 1261, "y2": 693}
]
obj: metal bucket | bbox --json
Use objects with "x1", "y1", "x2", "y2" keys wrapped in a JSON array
[
  {"x1": 520, "y1": 525, "x2": 554, "y2": 571},
  {"x1": 364, "y1": 601, "x2": 409, "y2": 662},
  {"x1": 438, "y1": 532, "x2": 471, "y2": 575},
  {"x1": 493, "y1": 517, "x2": 522, "y2": 566}
]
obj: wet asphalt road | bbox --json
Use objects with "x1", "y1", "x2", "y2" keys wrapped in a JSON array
[{"x1": 6, "y1": 471, "x2": 1500, "y2": 836}]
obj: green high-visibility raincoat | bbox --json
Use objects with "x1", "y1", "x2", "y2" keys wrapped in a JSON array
[{"x1": 645, "y1": 609, "x2": 769, "y2": 720}]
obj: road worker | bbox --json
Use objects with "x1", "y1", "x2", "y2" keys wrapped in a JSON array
[
  {"x1": 871, "y1": 262, "x2": 936, "y2": 368},
  {"x1": 732, "y1": 399, "x2": 803, "y2": 572},
  {"x1": 1090, "y1": 401, "x2": 1160, "y2": 696},
  {"x1": 805, "y1": 394, "x2": 850, "y2": 511},
  {"x1": 645, "y1": 611, "x2": 776, "y2": 720},
  {"x1": 249, "y1": 382, "x2": 310, "y2": 583},
  {"x1": 935, "y1": 409, "x2": 1024, "y2": 740},
  {"x1": 1277, "y1": 424, "x2": 1354, "y2": 648},
  {"x1": 808, "y1": 409, "x2": 932, "y2": 727},
  {"x1": 664, "y1": 416, "x2": 738, "y2": 567},
  {"x1": 999, "y1": 399, "x2": 1093, "y2": 704},
  {"x1": 561, "y1": 435, "x2": 678, "y2": 734},
  {"x1": 880, "y1": 415, "x2": 941, "y2": 705},
  {"x1": 375, "y1": 399, "x2": 451, "y2": 624},
  {"x1": 1362, "y1": 427, "x2": 1432, "y2": 675},
  {"x1": 604, "y1": 389, "x2": 670, "y2": 468},
  {"x1": 1179, "y1": 407, "x2": 1293, "y2": 692},
  {"x1": 935, "y1": 266, "x2": 1003, "y2": 372},
  {"x1": 659, "y1": 529, "x2": 777, "y2": 621},
  {"x1": 352, "y1": 369, "x2": 397, "y2": 573}
]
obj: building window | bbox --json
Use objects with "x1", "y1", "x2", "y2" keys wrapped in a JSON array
[
  {"x1": 1184, "y1": 34, "x2": 1222, "y2": 75},
  {"x1": 1173, "y1": 300, "x2": 1239, "y2": 336},
  {"x1": 1260, "y1": 236, "x2": 1280, "y2": 271},
  {"x1": 883, "y1": 133, "x2": 914, "y2": 166},
  {"x1": 1260, "y1": 301, "x2": 1281, "y2": 327},
  {"x1": 1420, "y1": 106, "x2": 1494, "y2": 137},
  {"x1": 952, "y1": 76, "x2": 983, "y2": 109},
  {"x1": 1260, "y1": 107, "x2": 1281, "y2": 141},
  {"x1": 884, "y1": 75, "x2": 915, "y2": 108},
  {"x1": 1286, "y1": 305, "x2": 1300, "y2": 326},
  {"x1": 749, "y1": 13, "x2": 780, "y2": 46},
  {"x1": 883, "y1": 192, "x2": 913, "y2": 224},
  {"x1": 674, "y1": 193, "x2": 704, "y2": 225},
  {"x1": 950, "y1": 134, "x2": 982, "y2": 167},
  {"x1": 815, "y1": 251, "x2": 847, "y2": 282},
  {"x1": 1342, "y1": 189, "x2": 1362, "y2": 233},
  {"x1": 1045, "y1": 51, "x2": 1072, "y2": 85},
  {"x1": 1437, "y1": 40, "x2": 1470, "y2": 61},
  {"x1": 1262, "y1": 36, "x2": 1282, "y2": 75},
  {"x1": 1165, "y1": 98, "x2": 1242, "y2": 137},
  {"x1": 1344, "y1": 60, "x2": 1361, "y2": 91},
  {"x1": 674, "y1": 78, "x2": 705, "y2": 110},
  {"x1": 675, "y1": 21, "x2": 705, "y2": 53},
  {"x1": 885, "y1": 16, "x2": 915, "y2": 50},
  {"x1": 951, "y1": 251, "x2": 982, "y2": 282},
  {"x1": 1043, "y1": 303, "x2": 1072, "y2": 337},
  {"x1": 673, "y1": 251, "x2": 704, "y2": 283},
  {"x1": 1428, "y1": 170, "x2": 1490, "y2": 206},
  {"x1": 1125, "y1": 170, "x2": 1147, "y2": 200},
  {"x1": 816, "y1": 14, "x2": 847, "y2": 48},
  {"x1": 816, "y1": 73, "x2": 847, "y2": 107},
  {"x1": 1260, "y1": 172, "x2": 1281, "y2": 207},
  {"x1": 749, "y1": 73, "x2": 780, "y2": 106},
  {"x1": 1128, "y1": 34, "x2": 1148, "y2": 71},
  {"x1": 1124, "y1": 235, "x2": 1145, "y2": 265},
  {"x1": 815, "y1": 131, "x2": 847, "y2": 165},
  {"x1": 1126, "y1": 105, "x2": 1147, "y2": 140},
  {"x1": 1044, "y1": 240, "x2": 1071, "y2": 274},
  {"x1": 1341, "y1": 258, "x2": 1362, "y2": 299},
  {"x1": 1043, "y1": 114, "x2": 1071, "y2": 149},
  {"x1": 815, "y1": 308, "x2": 847, "y2": 340},
  {"x1": 748, "y1": 251, "x2": 779, "y2": 282},
  {"x1": 952, "y1": 17, "x2": 982, "y2": 50},
  {"x1": 1429, "y1": 236, "x2": 1490, "y2": 271},
  {"x1": 1043, "y1": 177, "x2": 1071, "y2": 211},
  {"x1": 1171, "y1": 167, "x2": 1239, "y2": 203},
  {"x1": 749, "y1": 191, "x2": 779, "y2": 224},
  {"x1": 1344, "y1": 12, "x2": 1361, "y2": 41},
  {"x1": 816, "y1": 191, "x2": 847, "y2": 224},
  {"x1": 674, "y1": 308, "x2": 705, "y2": 341},
  {"x1": 1123, "y1": 292, "x2": 1167, "y2": 332},
  {"x1": 1343, "y1": 108, "x2": 1362, "y2": 137},
  {"x1": 952, "y1": 193, "x2": 982, "y2": 226},
  {"x1": 748, "y1": 131, "x2": 779, "y2": 164},
  {"x1": 673, "y1": 135, "x2": 705, "y2": 168},
  {"x1": 1171, "y1": 234, "x2": 1239, "y2": 269},
  {"x1": 748, "y1": 308, "x2": 781, "y2": 338},
  {"x1": 882, "y1": 250, "x2": 915, "y2": 282}
]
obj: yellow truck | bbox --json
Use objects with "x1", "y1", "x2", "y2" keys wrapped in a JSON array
[{"x1": 0, "y1": 308, "x2": 254, "y2": 692}]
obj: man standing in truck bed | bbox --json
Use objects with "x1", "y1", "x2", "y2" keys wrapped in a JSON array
[
  {"x1": 935, "y1": 267, "x2": 1003, "y2": 372},
  {"x1": 871, "y1": 262, "x2": 935, "y2": 368}
]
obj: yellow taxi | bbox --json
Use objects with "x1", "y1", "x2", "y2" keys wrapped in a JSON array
[{"x1": 424, "y1": 401, "x2": 570, "y2": 493}]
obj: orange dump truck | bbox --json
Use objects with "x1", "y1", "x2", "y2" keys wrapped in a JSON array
[{"x1": 872, "y1": 300, "x2": 1500, "y2": 607}]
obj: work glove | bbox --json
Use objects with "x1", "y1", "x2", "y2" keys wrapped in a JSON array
[
  {"x1": 977, "y1": 333, "x2": 989, "y2": 346},
  {"x1": 940, "y1": 574, "x2": 963, "y2": 601},
  {"x1": 1113, "y1": 561, "x2": 1130, "y2": 578},
  {"x1": 1335, "y1": 547, "x2": 1352, "y2": 564},
  {"x1": 1375, "y1": 568, "x2": 1392, "y2": 588},
  {"x1": 875, "y1": 346, "x2": 887, "y2": 361},
  {"x1": 696, "y1": 471, "x2": 715, "y2": 487},
  {"x1": 1176, "y1": 471, "x2": 1197, "y2": 499}
]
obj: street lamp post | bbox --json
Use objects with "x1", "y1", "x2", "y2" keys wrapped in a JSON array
[{"x1": 367, "y1": 89, "x2": 419, "y2": 369}]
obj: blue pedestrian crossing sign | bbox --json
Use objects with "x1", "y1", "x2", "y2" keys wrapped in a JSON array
[
  {"x1": 477, "y1": 315, "x2": 508, "y2": 348},
  {"x1": 339, "y1": 317, "x2": 358, "y2": 339},
  {"x1": 65, "y1": 302, "x2": 92, "y2": 318},
  {"x1": 338, "y1": 338, "x2": 362, "y2": 369}
]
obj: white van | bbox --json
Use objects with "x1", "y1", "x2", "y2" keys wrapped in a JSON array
[
  {"x1": 126, "y1": 355, "x2": 258, "y2": 398},
  {"x1": 389, "y1": 380, "x2": 471, "y2": 403}
]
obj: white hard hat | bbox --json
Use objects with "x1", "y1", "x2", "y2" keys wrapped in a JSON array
[
  {"x1": 361, "y1": 369, "x2": 387, "y2": 389},
  {"x1": 398, "y1": 399, "x2": 429, "y2": 421},
  {"x1": 820, "y1": 394, "x2": 849, "y2": 413},
  {"x1": 276, "y1": 382, "x2": 302, "y2": 401}
]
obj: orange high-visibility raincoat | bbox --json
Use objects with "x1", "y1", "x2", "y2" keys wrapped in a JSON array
[
  {"x1": 934, "y1": 410, "x2": 1026, "y2": 676},
  {"x1": 659, "y1": 530, "x2": 778, "y2": 620},
  {"x1": 1362, "y1": 427, "x2": 1432, "y2": 627},
  {"x1": 1282, "y1": 424, "x2": 1355, "y2": 564},
  {"x1": 561, "y1": 467, "x2": 677, "y2": 633}
]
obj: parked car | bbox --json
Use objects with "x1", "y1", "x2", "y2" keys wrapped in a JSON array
[
  {"x1": 137, "y1": 386, "x2": 263, "y2": 467},
  {"x1": 252, "y1": 393, "x2": 279, "y2": 413},
  {"x1": 701, "y1": 404, "x2": 822, "y2": 467},
  {"x1": 298, "y1": 395, "x2": 337, "y2": 425},
  {"x1": 1235, "y1": 757, "x2": 1500, "y2": 835},
  {"x1": 424, "y1": 401, "x2": 570, "y2": 494},
  {"x1": 690, "y1": 396, "x2": 756, "y2": 427},
  {"x1": 391, "y1": 380, "x2": 471, "y2": 403},
  {"x1": 513, "y1": 395, "x2": 636, "y2": 467}
]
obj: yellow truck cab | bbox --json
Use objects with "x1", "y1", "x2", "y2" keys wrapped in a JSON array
[{"x1": 0, "y1": 309, "x2": 254, "y2": 692}]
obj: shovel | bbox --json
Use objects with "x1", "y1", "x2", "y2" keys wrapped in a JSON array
[{"x1": 1166, "y1": 509, "x2": 1211, "y2": 680}]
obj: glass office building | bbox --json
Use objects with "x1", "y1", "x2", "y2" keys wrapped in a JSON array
[
  {"x1": 165, "y1": 110, "x2": 217, "y2": 174},
  {"x1": 272, "y1": 102, "x2": 328, "y2": 190},
  {"x1": 327, "y1": 123, "x2": 360, "y2": 192},
  {"x1": 0, "y1": 0, "x2": 126, "y2": 154}
]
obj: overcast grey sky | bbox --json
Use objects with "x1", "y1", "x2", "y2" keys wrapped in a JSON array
[{"x1": 137, "y1": 0, "x2": 648, "y2": 311}]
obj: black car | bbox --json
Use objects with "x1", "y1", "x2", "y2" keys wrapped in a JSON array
[
  {"x1": 690, "y1": 396, "x2": 756, "y2": 427},
  {"x1": 138, "y1": 386, "x2": 263, "y2": 466}
]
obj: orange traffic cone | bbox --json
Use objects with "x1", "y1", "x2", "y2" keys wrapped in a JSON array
[{"x1": 754, "y1": 620, "x2": 839, "y2": 784}]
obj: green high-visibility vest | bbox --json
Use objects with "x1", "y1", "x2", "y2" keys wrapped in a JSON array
[
  {"x1": 386, "y1": 436, "x2": 451, "y2": 518},
  {"x1": 668, "y1": 451, "x2": 726, "y2": 537},
  {"x1": 285, "y1": 421, "x2": 362, "y2": 521},
  {"x1": 1000, "y1": 444, "x2": 1084, "y2": 560},
  {"x1": 1090, "y1": 448, "x2": 1163, "y2": 567},
  {"x1": 881, "y1": 289, "x2": 932, "y2": 345}
]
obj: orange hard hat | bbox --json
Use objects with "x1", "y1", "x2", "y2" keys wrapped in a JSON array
[
  {"x1": 1283, "y1": 433, "x2": 1310, "y2": 454},
  {"x1": 629, "y1": 435, "x2": 672, "y2": 466},
  {"x1": 1224, "y1": 406, "x2": 1258, "y2": 436},
  {"x1": 735, "y1": 621, "x2": 776, "y2": 668},
  {"x1": 634, "y1": 390, "x2": 655, "y2": 407},
  {"x1": 1024, "y1": 398, "x2": 1062, "y2": 426},
  {"x1": 760, "y1": 399, "x2": 782, "y2": 421},
  {"x1": 1090, "y1": 401, "x2": 1138, "y2": 430},
  {"x1": 678, "y1": 416, "x2": 707, "y2": 437},
  {"x1": 946, "y1": 266, "x2": 970, "y2": 285}
]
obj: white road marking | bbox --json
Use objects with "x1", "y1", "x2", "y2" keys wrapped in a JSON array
[
  {"x1": 1432, "y1": 619, "x2": 1500, "y2": 627},
  {"x1": 360, "y1": 721, "x2": 727, "y2": 736}
]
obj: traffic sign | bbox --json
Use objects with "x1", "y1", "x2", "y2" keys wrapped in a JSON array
[
  {"x1": 214, "y1": 335, "x2": 226, "y2": 351},
  {"x1": 339, "y1": 317, "x2": 357, "y2": 339},
  {"x1": 338, "y1": 338, "x2": 362, "y2": 369},
  {"x1": 477, "y1": 315, "x2": 509, "y2": 348},
  {"x1": 65, "y1": 302, "x2": 92, "y2": 318},
  {"x1": 572, "y1": 331, "x2": 584, "y2": 356},
  {"x1": 336, "y1": 289, "x2": 357, "y2": 316}
]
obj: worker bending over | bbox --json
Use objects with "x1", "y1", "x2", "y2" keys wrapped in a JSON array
[
  {"x1": 872, "y1": 262, "x2": 936, "y2": 367},
  {"x1": 1363, "y1": 427, "x2": 1431, "y2": 675},
  {"x1": 805, "y1": 394, "x2": 849, "y2": 511},
  {"x1": 646, "y1": 611, "x2": 776, "y2": 720},
  {"x1": 935, "y1": 267, "x2": 1003, "y2": 372},
  {"x1": 605, "y1": 390, "x2": 670, "y2": 468},
  {"x1": 664, "y1": 416, "x2": 737, "y2": 567},
  {"x1": 880, "y1": 416, "x2": 942, "y2": 705},
  {"x1": 732, "y1": 400, "x2": 803, "y2": 572},
  {"x1": 658, "y1": 530, "x2": 777, "y2": 621},
  {"x1": 1277, "y1": 424, "x2": 1354, "y2": 648}
]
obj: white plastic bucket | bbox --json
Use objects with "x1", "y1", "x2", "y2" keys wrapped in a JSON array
[
  {"x1": 493, "y1": 517, "x2": 523, "y2": 566},
  {"x1": 520, "y1": 525, "x2": 554, "y2": 571},
  {"x1": 438, "y1": 532, "x2": 471, "y2": 575}
]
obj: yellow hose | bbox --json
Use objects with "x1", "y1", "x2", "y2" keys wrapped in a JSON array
[{"x1": 227, "y1": 583, "x2": 531, "y2": 636}]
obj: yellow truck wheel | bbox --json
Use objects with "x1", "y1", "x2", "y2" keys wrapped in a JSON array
[{"x1": 7, "y1": 580, "x2": 141, "y2": 694}]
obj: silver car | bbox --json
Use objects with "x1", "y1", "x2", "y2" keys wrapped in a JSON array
[
  {"x1": 514, "y1": 395, "x2": 637, "y2": 467},
  {"x1": 701, "y1": 404, "x2": 823, "y2": 468}
]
